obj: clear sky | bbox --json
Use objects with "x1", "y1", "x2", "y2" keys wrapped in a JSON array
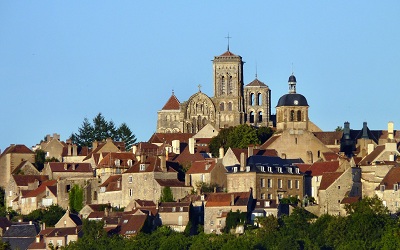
[{"x1": 1, "y1": 1, "x2": 399, "y2": 151}]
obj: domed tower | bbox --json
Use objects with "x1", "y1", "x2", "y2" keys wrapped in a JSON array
[{"x1": 276, "y1": 74, "x2": 309, "y2": 131}]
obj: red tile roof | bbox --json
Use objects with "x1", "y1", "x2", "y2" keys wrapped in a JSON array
[
  {"x1": 205, "y1": 192, "x2": 250, "y2": 207},
  {"x1": 148, "y1": 133, "x2": 194, "y2": 144},
  {"x1": 322, "y1": 152, "x2": 339, "y2": 161},
  {"x1": 119, "y1": 214, "x2": 147, "y2": 236},
  {"x1": 159, "y1": 202, "x2": 191, "y2": 212},
  {"x1": 155, "y1": 179, "x2": 187, "y2": 187},
  {"x1": 23, "y1": 180, "x2": 57, "y2": 198},
  {"x1": 98, "y1": 152, "x2": 135, "y2": 167},
  {"x1": 48, "y1": 162, "x2": 92, "y2": 172},
  {"x1": 313, "y1": 131, "x2": 343, "y2": 145},
  {"x1": 376, "y1": 166, "x2": 400, "y2": 190},
  {"x1": 12, "y1": 175, "x2": 49, "y2": 186},
  {"x1": 260, "y1": 135, "x2": 281, "y2": 149},
  {"x1": 124, "y1": 156, "x2": 177, "y2": 174},
  {"x1": 308, "y1": 161, "x2": 340, "y2": 176},
  {"x1": 219, "y1": 50, "x2": 238, "y2": 57},
  {"x1": 186, "y1": 159, "x2": 217, "y2": 174},
  {"x1": 341, "y1": 196, "x2": 361, "y2": 204},
  {"x1": 99, "y1": 175, "x2": 122, "y2": 192},
  {"x1": 0, "y1": 144, "x2": 33, "y2": 158},
  {"x1": 161, "y1": 94, "x2": 180, "y2": 110},
  {"x1": 318, "y1": 172, "x2": 343, "y2": 190},
  {"x1": 295, "y1": 163, "x2": 312, "y2": 173}
]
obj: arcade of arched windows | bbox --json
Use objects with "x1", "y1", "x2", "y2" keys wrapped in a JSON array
[
  {"x1": 246, "y1": 109, "x2": 263, "y2": 124},
  {"x1": 278, "y1": 109, "x2": 305, "y2": 123},
  {"x1": 228, "y1": 102, "x2": 233, "y2": 111},
  {"x1": 220, "y1": 102, "x2": 225, "y2": 111},
  {"x1": 248, "y1": 91, "x2": 268, "y2": 106},
  {"x1": 219, "y1": 74, "x2": 234, "y2": 96}
]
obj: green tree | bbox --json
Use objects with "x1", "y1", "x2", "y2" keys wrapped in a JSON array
[
  {"x1": 117, "y1": 122, "x2": 137, "y2": 151},
  {"x1": 25, "y1": 205, "x2": 65, "y2": 227},
  {"x1": 69, "y1": 185, "x2": 84, "y2": 213},
  {"x1": 335, "y1": 126, "x2": 344, "y2": 132},
  {"x1": 34, "y1": 149, "x2": 46, "y2": 171},
  {"x1": 71, "y1": 117, "x2": 94, "y2": 147},
  {"x1": 159, "y1": 187, "x2": 174, "y2": 202},
  {"x1": 256, "y1": 126, "x2": 274, "y2": 144},
  {"x1": 227, "y1": 124, "x2": 260, "y2": 149}
]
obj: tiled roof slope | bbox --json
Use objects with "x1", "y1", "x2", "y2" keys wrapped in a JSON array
[
  {"x1": 162, "y1": 94, "x2": 180, "y2": 110},
  {"x1": 319, "y1": 172, "x2": 343, "y2": 190}
]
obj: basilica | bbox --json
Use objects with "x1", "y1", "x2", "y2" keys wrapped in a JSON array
[{"x1": 156, "y1": 48, "x2": 272, "y2": 133}]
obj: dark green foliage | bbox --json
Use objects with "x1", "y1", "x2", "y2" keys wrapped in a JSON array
[
  {"x1": 0, "y1": 239, "x2": 11, "y2": 250},
  {"x1": 224, "y1": 210, "x2": 247, "y2": 233},
  {"x1": 159, "y1": 187, "x2": 174, "y2": 202},
  {"x1": 195, "y1": 182, "x2": 221, "y2": 193},
  {"x1": 69, "y1": 184, "x2": 84, "y2": 213},
  {"x1": 34, "y1": 149, "x2": 46, "y2": 171},
  {"x1": 71, "y1": 113, "x2": 136, "y2": 148},
  {"x1": 24, "y1": 205, "x2": 65, "y2": 227},
  {"x1": 280, "y1": 196, "x2": 300, "y2": 205},
  {"x1": 256, "y1": 126, "x2": 274, "y2": 144}
]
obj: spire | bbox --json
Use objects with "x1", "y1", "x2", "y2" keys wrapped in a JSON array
[
  {"x1": 288, "y1": 73, "x2": 297, "y2": 94},
  {"x1": 225, "y1": 33, "x2": 231, "y2": 51},
  {"x1": 255, "y1": 62, "x2": 258, "y2": 79}
]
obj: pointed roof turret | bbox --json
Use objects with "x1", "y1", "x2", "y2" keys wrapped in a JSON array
[
  {"x1": 246, "y1": 78, "x2": 268, "y2": 87},
  {"x1": 161, "y1": 91, "x2": 180, "y2": 110}
]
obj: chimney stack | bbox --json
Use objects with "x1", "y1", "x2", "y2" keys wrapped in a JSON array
[
  {"x1": 248, "y1": 145, "x2": 254, "y2": 157},
  {"x1": 189, "y1": 138, "x2": 195, "y2": 154},
  {"x1": 159, "y1": 155, "x2": 167, "y2": 172},
  {"x1": 231, "y1": 194, "x2": 235, "y2": 206},
  {"x1": 67, "y1": 144, "x2": 72, "y2": 156},
  {"x1": 388, "y1": 121, "x2": 394, "y2": 141},
  {"x1": 172, "y1": 140, "x2": 180, "y2": 154},
  {"x1": 219, "y1": 147, "x2": 224, "y2": 159},
  {"x1": 343, "y1": 122, "x2": 350, "y2": 139},
  {"x1": 367, "y1": 144, "x2": 375, "y2": 155},
  {"x1": 72, "y1": 144, "x2": 77, "y2": 156},
  {"x1": 240, "y1": 152, "x2": 246, "y2": 172}
]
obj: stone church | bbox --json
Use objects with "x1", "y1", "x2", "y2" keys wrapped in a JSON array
[{"x1": 157, "y1": 48, "x2": 272, "y2": 133}]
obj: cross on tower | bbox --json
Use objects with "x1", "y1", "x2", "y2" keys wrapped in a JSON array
[
  {"x1": 225, "y1": 33, "x2": 231, "y2": 51},
  {"x1": 198, "y1": 84, "x2": 202, "y2": 92}
]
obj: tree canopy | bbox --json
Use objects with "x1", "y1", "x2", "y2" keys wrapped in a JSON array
[
  {"x1": 209, "y1": 125, "x2": 273, "y2": 156},
  {"x1": 70, "y1": 113, "x2": 136, "y2": 150}
]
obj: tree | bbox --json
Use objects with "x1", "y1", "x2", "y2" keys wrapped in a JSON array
[
  {"x1": 117, "y1": 122, "x2": 137, "y2": 151},
  {"x1": 69, "y1": 185, "x2": 84, "y2": 213},
  {"x1": 159, "y1": 187, "x2": 174, "y2": 202},
  {"x1": 335, "y1": 126, "x2": 344, "y2": 132},
  {"x1": 25, "y1": 205, "x2": 65, "y2": 227},
  {"x1": 71, "y1": 117, "x2": 94, "y2": 147},
  {"x1": 256, "y1": 126, "x2": 274, "y2": 144},
  {"x1": 34, "y1": 149, "x2": 46, "y2": 171}
]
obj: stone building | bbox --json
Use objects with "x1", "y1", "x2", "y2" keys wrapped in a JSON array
[
  {"x1": 157, "y1": 48, "x2": 272, "y2": 134},
  {"x1": 0, "y1": 144, "x2": 35, "y2": 188}
]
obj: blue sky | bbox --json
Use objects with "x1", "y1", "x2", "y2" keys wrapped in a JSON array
[{"x1": 1, "y1": 1, "x2": 399, "y2": 151}]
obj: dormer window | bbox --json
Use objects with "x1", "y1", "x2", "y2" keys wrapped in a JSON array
[
  {"x1": 267, "y1": 167, "x2": 272, "y2": 173},
  {"x1": 264, "y1": 201, "x2": 270, "y2": 207},
  {"x1": 172, "y1": 207, "x2": 176, "y2": 212},
  {"x1": 277, "y1": 167, "x2": 282, "y2": 173},
  {"x1": 127, "y1": 160, "x2": 133, "y2": 167},
  {"x1": 115, "y1": 159, "x2": 120, "y2": 167},
  {"x1": 295, "y1": 168, "x2": 300, "y2": 174},
  {"x1": 246, "y1": 166, "x2": 250, "y2": 172},
  {"x1": 380, "y1": 185, "x2": 385, "y2": 191},
  {"x1": 287, "y1": 167, "x2": 292, "y2": 174},
  {"x1": 140, "y1": 164, "x2": 146, "y2": 171},
  {"x1": 233, "y1": 167, "x2": 238, "y2": 173},
  {"x1": 180, "y1": 207, "x2": 183, "y2": 212},
  {"x1": 261, "y1": 166, "x2": 265, "y2": 172}
]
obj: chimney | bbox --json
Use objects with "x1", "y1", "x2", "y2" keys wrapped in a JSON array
[
  {"x1": 388, "y1": 121, "x2": 394, "y2": 141},
  {"x1": 172, "y1": 140, "x2": 180, "y2": 154},
  {"x1": 72, "y1": 164, "x2": 76, "y2": 171},
  {"x1": 132, "y1": 145, "x2": 137, "y2": 155},
  {"x1": 67, "y1": 144, "x2": 72, "y2": 156},
  {"x1": 240, "y1": 152, "x2": 246, "y2": 172},
  {"x1": 362, "y1": 122, "x2": 369, "y2": 139},
  {"x1": 117, "y1": 178, "x2": 121, "y2": 189},
  {"x1": 53, "y1": 133, "x2": 60, "y2": 140},
  {"x1": 42, "y1": 222, "x2": 46, "y2": 230},
  {"x1": 92, "y1": 140, "x2": 98, "y2": 150},
  {"x1": 219, "y1": 147, "x2": 224, "y2": 159},
  {"x1": 105, "y1": 207, "x2": 109, "y2": 217},
  {"x1": 389, "y1": 153, "x2": 395, "y2": 161},
  {"x1": 231, "y1": 194, "x2": 235, "y2": 206},
  {"x1": 46, "y1": 134, "x2": 51, "y2": 142},
  {"x1": 29, "y1": 221, "x2": 32, "y2": 225},
  {"x1": 248, "y1": 145, "x2": 254, "y2": 157},
  {"x1": 189, "y1": 138, "x2": 195, "y2": 154},
  {"x1": 343, "y1": 122, "x2": 350, "y2": 139},
  {"x1": 36, "y1": 235, "x2": 40, "y2": 243},
  {"x1": 72, "y1": 144, "x2": 78, "y2": 156},
  {"x1": 367, "y1": 144, "x2": 375, "y2": 155},
  {"x1": 64, "y1": 163, "x2": 68, "y2": 170},
  {"x1": 159, "y1": 155, "x2": 167, "y2": 172}
]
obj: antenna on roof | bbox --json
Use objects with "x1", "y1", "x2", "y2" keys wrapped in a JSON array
[
  {"x1": 291, "y1": 62, "x2": 294, "y2": 75},
  {"x1": 172, "y1": 89, "x2": 174, "y2": 95},
  {"x1": 225, "y1": 33, "x2": 231, "y2": 51},
  {"x1": 255, "y1": 61, "x2": 258, "y2": 79}
]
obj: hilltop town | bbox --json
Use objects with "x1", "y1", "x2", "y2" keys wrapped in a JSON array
[{"x1": 1, "y1": 48, "x2": 399, "y2": 249}]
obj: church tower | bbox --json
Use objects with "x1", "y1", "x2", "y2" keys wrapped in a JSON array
[
  {"x1": 212, "y1": 49, "x2": 245, "y2": 129},
  {"x1": 276, "y1": 74, "x2": 309, "y2": 131}
]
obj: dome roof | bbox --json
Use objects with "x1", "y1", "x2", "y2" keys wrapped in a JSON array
[
  {"x1": 277, "y1": 93, "x2": 308, "y2": 107},
  {"x1": 288, "y1": 74, "x2": 297, "y2": 82}
]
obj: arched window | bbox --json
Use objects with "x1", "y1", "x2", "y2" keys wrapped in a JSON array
[
  {"x1": 290, "y1": 110, "x2": 295, "y2": 121},
  {"x1": 257, "y1": 93, "x2": 262, "y2": 105},
  {"x1": 258, "y1": 111, "x2": 262, "y2": 122},
  {"x1": 220, "y1": 76, "x2": 225, "y2": 95},
  {"x1": 250, "y1": 111, "x2": 254, "y2": 123},
  {"x1": 250, "y1": 93, "x2": 255, "y2": 106},
  {"x1": 297, "y1": 110, "x2": 302, "y2": 121},
  {"x1": 93, "y1": 191, "x2": 97, "y2": 200},
  {"x1": 228, "y1": 102, "x2": 233, "y2": 111},
  {"x1": 220, "y1": 102, "x2": 224, "y2": 111},
  {"x1": 227, "y1": 76, "x2": 233, "y2": 94}
]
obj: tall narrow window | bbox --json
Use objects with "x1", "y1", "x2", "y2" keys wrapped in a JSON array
[
  {"x1": 228, "y1": 76, "x2": 233, "y2": 94},
  {"x1": 257, "y1": 93, "x2": 262, "y2": 105},
  {"x1": 258, "y1": 111, "x2": 262, "y2": 122},
  {"x1": 297, "y1": 110, "x2": 301, "y2": 121},
  {"x1": 250, "y1": 93, "x2": 255, "y2": 106},
  {"x1": 228, "y1": 102, "x2": 233, "y2": 111},
  {"x1": 220, "y1": 103, "x2": 224, "y2": 111},
  {"x1": 250, "y1": 111, "x2": 254, "y2": 123},
  {"x1": 290, "y1": 110, "x2": 295, "y2": 121},
  {"x1": 221, "y1": 76, "x2": 225, "y2": 95}
]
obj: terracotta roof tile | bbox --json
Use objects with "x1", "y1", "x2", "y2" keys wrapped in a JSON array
[
  {"x1": 0, "y1": 144, "x2": 33, "y2": 158},
  {"x1": 118, "y1": 214, "x2": 147, "y2": 236},
  {"x1": 186, "y1": 159, "x2": 217, "y2": 174},
  {"x1": 124, "y1": 156, "x2": 176, "y2": 174},
  {"x1": 313, "y1": 131, "x2": 343, "y2": 145},
  {"x1": 161, "y1": 94, "x2": 180, "y2": 110},
  {"x1": 99, "y1": 175, "x2": 122, "y2": 192},
  {"x1": 322, "y1": 152, "x2": 339, "y2": 161},
  {"x1": 155, "y1": 179, "x2": 187, "y2": 187},
  {"x1": 23, "y1": 180, "x2": 57, "y2": 198},
  {"x1": 359, "y1": 145, "x2": 386, "y2": 165},
  {"x1": 308, "y1": 161, "x2": 340, "y2": 176},
  {"x1": 12, "y1": 175, "x2": 49, "y2": 186},
  {"x1": 48, "y1": 162, "x2": 92, "y2": 172},
  {"x1": 260, "y1": 135, "x2": 281, "y2": 148},
  {"x1": 376, "y1": 166, "x2": 400, "y2": 190},
  {"x1": 159, "y1": 202, "x2": 191, "y2": 212},
  {"x1": 341, "y1": 196, "x2": 361, "y2": 204},
  {"x1": 219, "y1": 50, "x2": 238, "y2": 57},
  {"x1": 148, "y1": 133, "x2": 194, "y2": 144},
  {"x1": 319, "y1": 172, "x2": 343, "y2": 190},
  {"x1": 98, "y1": 152, "x2": 135, "y2": 167},
  {"x1": 205, "y1": 192, "x2": 250, "y2": 207}
]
